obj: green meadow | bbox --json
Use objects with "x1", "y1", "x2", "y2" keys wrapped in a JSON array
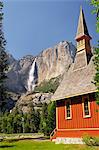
[{"x1": 0, "y1": 140, "x2": 98, "y2": 150}]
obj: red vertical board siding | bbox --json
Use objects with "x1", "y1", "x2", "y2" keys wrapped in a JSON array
[
  {"x1": 57, "y1": 94, "x2": 99, "y2": 130},
  {"x1": 53, "y1": 130, "x2": 99, "y2": 138}
]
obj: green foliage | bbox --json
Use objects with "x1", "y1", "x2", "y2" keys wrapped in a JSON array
[
  {"x1": 93, "y1": 42, "x2": 99, "y2": 104},
  {"x1": 23, "y1": 113, "x2": 30, "y2": 133},
  {"x1": 34, "y1": 77, "x2": 60, "y2": 93},
  {"x1": 91, "y1": 0, "x2": 99, "y2": 32},
  {"x1": 28, "y1": 106, "x2": 40, "y2": 133},
  {"x1": 0, "y1": 2, "x2": 8, "y2": 112},
  {"x1": 0, "y1": 107, "x2": 40, "y2": 134},
  {"x1": 46, "y1": 102, "x2": 56, "y2": 135},
  {"x1": 40, "y1": 102, "x2": 56, "y2": 136},
  {"x1": 40, "y1": 103, "x2": 48, "y2": 135},
  {"x1": 0, "y1": 101, "x2": 55, "y2": 135},
  {"x1": 83, "y1": 135, "x2": 99, "y2": 146},
  {"x1": 91, "y1": 0, "x2": 99, "y2": 104}
]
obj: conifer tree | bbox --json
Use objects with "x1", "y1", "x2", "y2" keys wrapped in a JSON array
[
  {"x1": 40, "y1": 103, "x2": 48, "y2": 135},
  {"x1": 94, "y1": 42, "x2": 99, "y2": 104},
  {"x1": 40, "y1": 102, "x2": 56, "y2": 136},
  {"x1": 46, "y1": 102, "x2": 56, "y2": 135},
  {"x1": 91, "y1": 0, "x2": 99, "y2": 104},
  {"x1": 0, "y1": 2, "x2": 8, "y2": 112}
]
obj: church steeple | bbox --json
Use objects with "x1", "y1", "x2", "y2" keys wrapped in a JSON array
[
  {"x1": 76, "y1": 6, "x2": 91, "y2": 40},
  {"x1": 75, "y1": 6, "x2": 92, "y2": 64}
]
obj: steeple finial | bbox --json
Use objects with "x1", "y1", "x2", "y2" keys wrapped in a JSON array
[{"x1": 80, "y1": 5, "x2": 82, "y2": 11}]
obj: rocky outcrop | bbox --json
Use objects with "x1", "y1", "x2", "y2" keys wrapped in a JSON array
[{"x1": 15, "y1": 92, "x2": 53, "y2": 113}]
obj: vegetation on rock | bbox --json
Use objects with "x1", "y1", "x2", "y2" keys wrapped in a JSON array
[{"x1": 34, "y1": 76, "x2": 61, "y2": 94}]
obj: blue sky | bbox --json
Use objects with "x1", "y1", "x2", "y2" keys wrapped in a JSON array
[{"x1": 3, "y1": 0, "x2": 98, "y2": 59}]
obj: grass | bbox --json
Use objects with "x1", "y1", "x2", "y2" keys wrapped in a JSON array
[{"x1": 0, "y1": 140, "x2": 99, "y2": 150}]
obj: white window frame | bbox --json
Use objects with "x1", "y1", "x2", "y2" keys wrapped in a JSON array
[
  {"x1": 65, "y1": 99, "x2": 72, "y2": 120},
  {"x1": 82, "y1": 95, "x2": 91, "y2": 118}
]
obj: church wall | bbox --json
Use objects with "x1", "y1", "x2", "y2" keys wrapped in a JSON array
[{"x1": 55, "y1": 93, "x2": 99, "y2": 137}]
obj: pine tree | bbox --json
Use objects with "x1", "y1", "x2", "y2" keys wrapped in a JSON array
[
  {"x1": 46, "y1": 102, "x2": 56, "y2": 136},
  {"x1": 34, "y1": 109, "x2": 40, "y2": 132},
  {"x1": 24, "y1": 113, "x2": 30, "y2": 133},
  {"x1": 0, "y1": 2, "x2": 8, "y2": 112},
  {"x1": 91, "y1": 0, "x2": 99, "y2": 104},
  {"x1": 40, "y1": 103, "x2": 48, "y2": 135},
  {"x1": 40, "y1": 102, "x2": 56, "y2": 136},
  {"x1": 94, "y1": 42, "x2": 99, "y2": 104},
  {"x1": 29, "y1": 106, "x2": 36, "y2": 133},
  {"x1": 91, "y1": 0, "x2": 99, "y2": 32}
]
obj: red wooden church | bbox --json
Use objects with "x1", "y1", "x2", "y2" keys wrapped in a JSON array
[{"x1": 51, "y1": 7, "x2": 99, "y2": 144}]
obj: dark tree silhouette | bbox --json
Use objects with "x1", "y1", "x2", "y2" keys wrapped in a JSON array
[{"x1": 0, "y1": 2, "x2": 8, "y2": 112}]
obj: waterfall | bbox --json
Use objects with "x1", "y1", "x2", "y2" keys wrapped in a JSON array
[{"x1": 27, "y1": 58, "x2": 38, "y2": 92}]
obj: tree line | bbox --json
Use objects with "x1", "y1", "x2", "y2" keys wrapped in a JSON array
[{"x1": 0, "y1": 102, "x2": 56, "y2": 136}]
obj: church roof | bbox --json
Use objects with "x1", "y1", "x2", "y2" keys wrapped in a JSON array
[
  {"x1": 51, "y1": 56, "x2": 96, "y2": 101},
  {"x1": 75, "y1": 6, "x2": 91, "y2": 40}
]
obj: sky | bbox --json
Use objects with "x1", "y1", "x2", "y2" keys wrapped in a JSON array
[{"x1": 3, "y1": 0, "x2": 99, "y2": 59}]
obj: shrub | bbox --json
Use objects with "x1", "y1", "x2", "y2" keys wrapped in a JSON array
[{"x1": 83, "y1": 135, "x2": 99, "y2": 146}]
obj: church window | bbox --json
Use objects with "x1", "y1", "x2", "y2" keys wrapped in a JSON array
[
  {"x1": 65, "y1": 100, "x2": 72, "y2": 119},
  {"x1": 82, "y1": 95, "x2": 91, "y2": 118}
]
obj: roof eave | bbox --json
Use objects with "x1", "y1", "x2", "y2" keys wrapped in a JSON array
[
  {"x1": 51, "y1": 89, "x2": 97, "y2": 102},
  {"x1": 75, "y1": 34, "x2": 92, "y2": 41}
]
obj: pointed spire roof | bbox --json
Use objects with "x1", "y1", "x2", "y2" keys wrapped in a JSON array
[{"x1": 75, "y1": 6, "x2": 91, "y2": 40}]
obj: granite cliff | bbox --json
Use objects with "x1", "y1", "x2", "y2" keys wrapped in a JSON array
[{"x1": 6, "y1": 41, "x2": 76, "y2": 94}]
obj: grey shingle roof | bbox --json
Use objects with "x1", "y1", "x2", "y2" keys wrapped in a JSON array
[{"x1": 52, "y1": 55, "x2": 96, "y2": 101}]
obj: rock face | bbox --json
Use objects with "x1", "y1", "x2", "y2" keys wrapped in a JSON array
[
  {"x1": 6, "y1": 41, "x2": 76, "y2": 94},
  {"x1": 6, "y1": 55, "x2": 35, "y2": 93},
  {"x1": 3, "y1": 91, "x2": 21, "y2": 112},
  {"x1": 36, "y1": 41, "x2": 76, "y2": 83},
  {"x1": 15, "y1": 92, "x2": 53, "y2": 113}
]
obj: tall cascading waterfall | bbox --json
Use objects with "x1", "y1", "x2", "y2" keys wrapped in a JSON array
[{"x1": 27, "y1": 58, "x2": 38, "y2": 92}]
